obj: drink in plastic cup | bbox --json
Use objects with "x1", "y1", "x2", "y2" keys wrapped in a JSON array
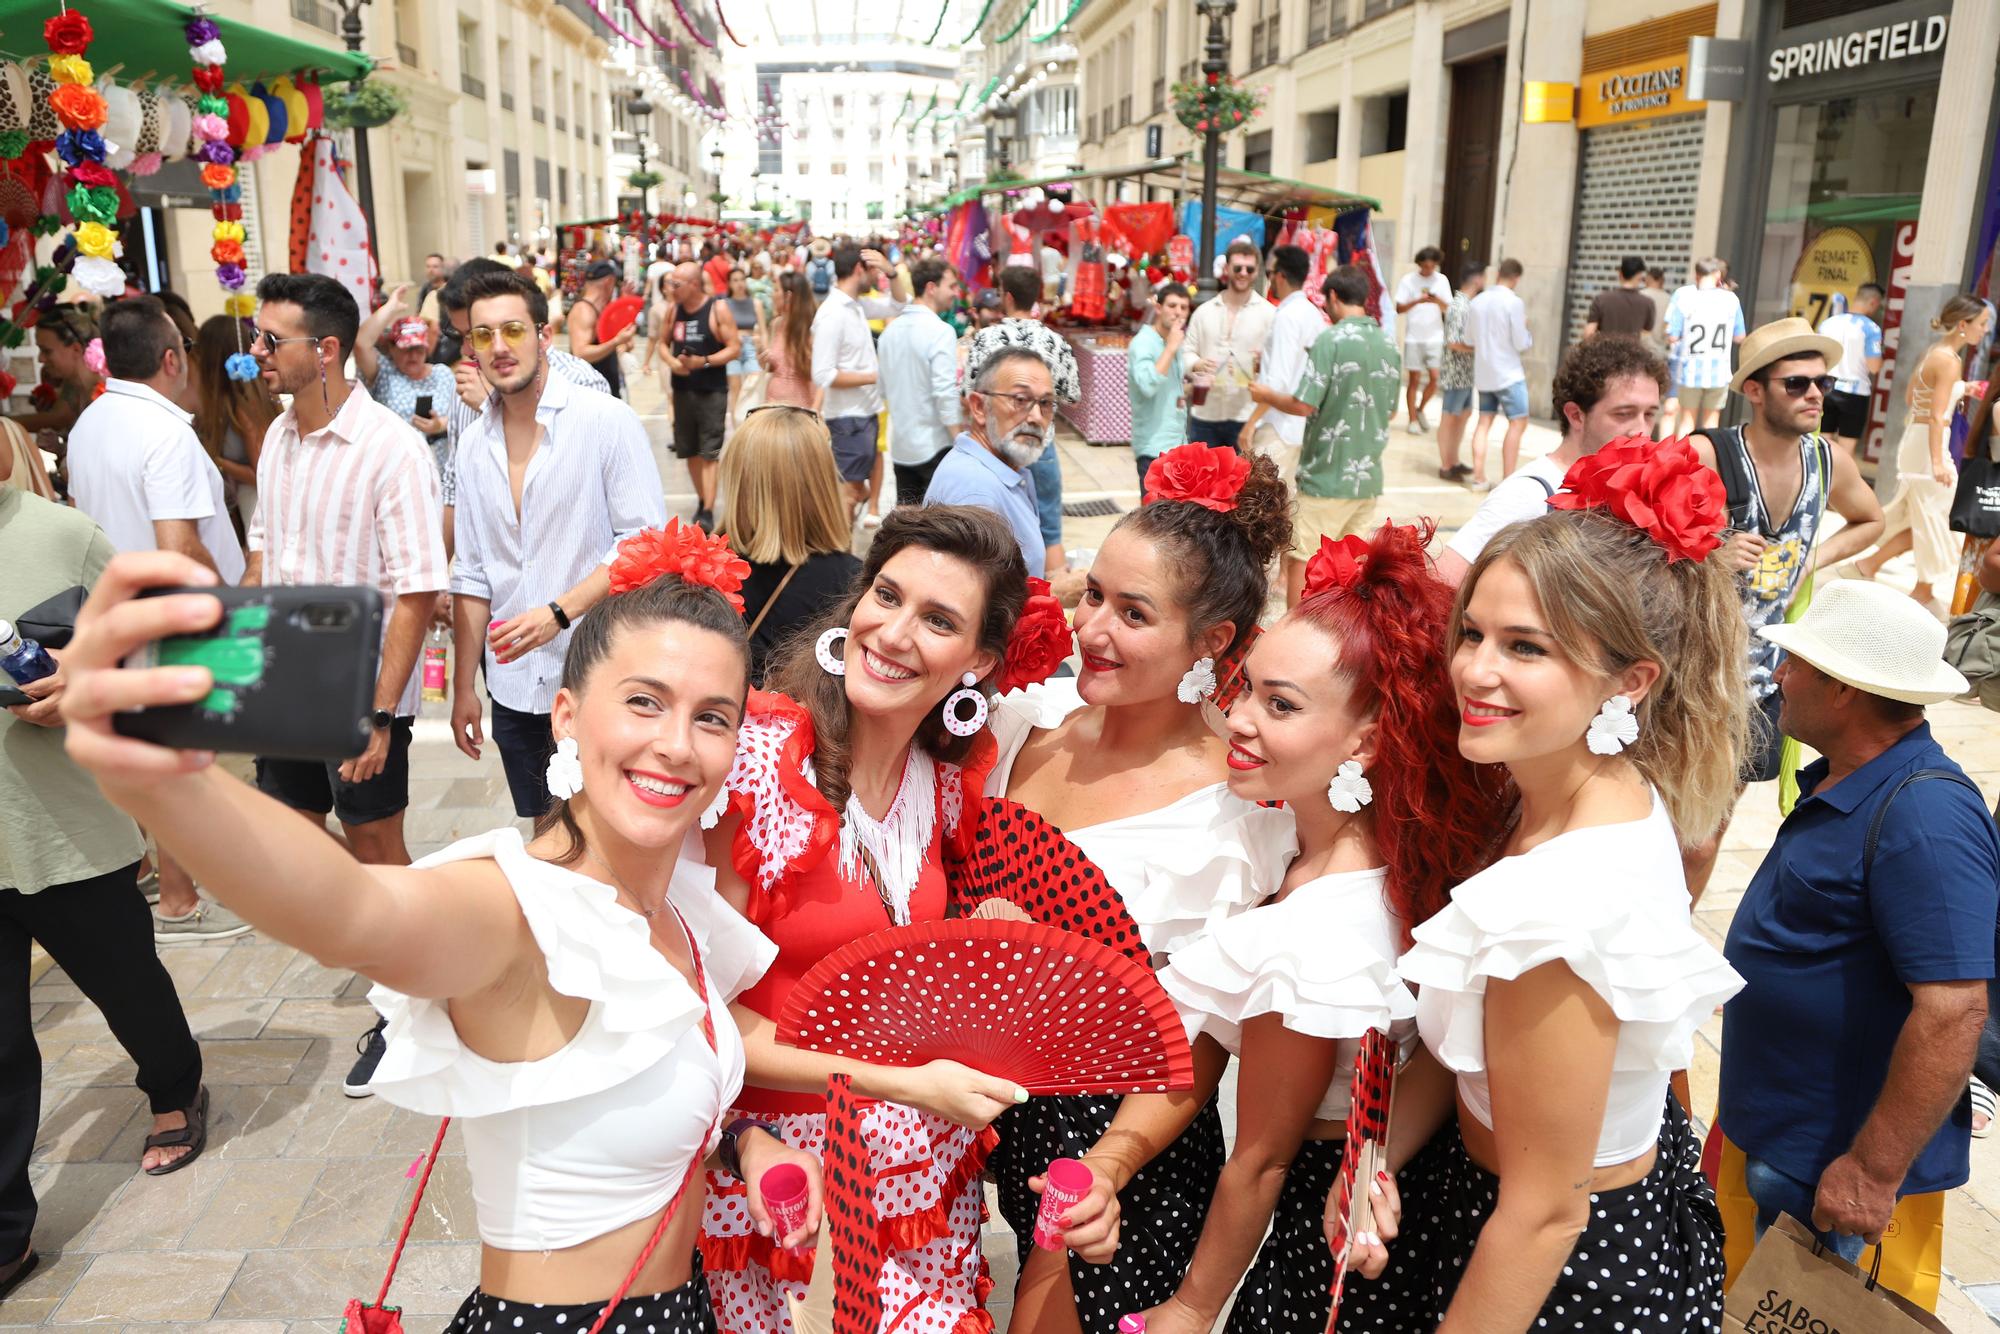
[
  {"x1": 760, "y1": 1162, "x2": 811, "y2": 1242},
  {"x1": 1189, "y1": 371, "x2": 1213, "y2": 407},
  {"x1": 1118, "y1": 1318, "x2": 1147, "y2": 1333},
  {"x1": 1033, "y1": 1157, "x2": 1095, "y2": 1250}
]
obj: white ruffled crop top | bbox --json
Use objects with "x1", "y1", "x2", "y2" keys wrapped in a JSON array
[
  {"x1": 1159, "y1": 867, "x2": 1414, "y2": 1123},
  {"x1": 1398, "y1": 792, "x2": 1743, "y2": 1166},
  {"x1": 366, "y1": 827, "x2": 777, "y2": 1251},
  {"x1": 986, "y1": 681, "x2": 1298, "y2": 965}
]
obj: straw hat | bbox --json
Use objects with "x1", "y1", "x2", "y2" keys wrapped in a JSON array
[
  {"x1": 809, "y1": 237, "x2": 832, "y2": 259},
  {"x1": 1730, "y1": 316, "x2": 1845, "y2": 392},
  {"x1": 1758, "y1": 581, "x2": 1968, "y2": 705}
]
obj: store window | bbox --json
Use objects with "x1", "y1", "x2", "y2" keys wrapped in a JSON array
[{"x1": 1753, "y1": 86, "x2": 1936, "y2": 329}]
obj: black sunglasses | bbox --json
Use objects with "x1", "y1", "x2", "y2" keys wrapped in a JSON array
[{"x1": 1763, "y1": 373, "x2": 1836, "y2": 398}]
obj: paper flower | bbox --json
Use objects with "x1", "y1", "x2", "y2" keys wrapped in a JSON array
[
  {"x1": 44, "y1": 12, "x2": 94, "y2": 54},
  {"x1": 225, "y1": 351, "x2": 259, "y2": 381},
  {"x1": 81, "y1": 337, "x2": 105, "y2": 376},
  {"x1": 222, "y1": 293, "x2": 256, "y2": 317},
  {"x1": 1547, "y1": 436, "x2": 1728, "y2": 564},
  {"x1": 211, "y1": 220, "x2": 244, "y2": 243},
  {"x1": 73, "y1": 221, "x2": 117, "y2": 259},
  {"x1": 608, "y1": 520, "x2": 750, "y2": 611},
  {"x1": 996, "y1": 577, "x2": 1072, "y2": 693},
  {"x1": 191, "y1": 40, "x2": 227, "y2": 67},
  {"x1": 199, "y1": 163, "x2": 236, "y2": 190},
  {"x1": 1143, "y1": 442, "x2": 1252, "y2": 513},
  {"x1": 1301, "y1": 534, "x2": 1371, "y2": 601},
  {"x1": 193, "y1": 113, "x2": 228, "y2": 142},
  {"x1": 71, "y1": 257, "x2": 122, "y2": 297},
  {"x1": 47, "y1": 56, "x2": 93, "y2": 86},
  {"x1": 209, "y1": 238, "x2": 244, "y2": 265},
  {"x1": 50, "y1": 84, "x2": 107, "y2": 131},
  {"x1": 68, "y1": 161, "x2": 116, "y2": 188},
  {"x1": 65, "y1": 184, "x2": 118, "y2": 226},
  {"x1": 54, "y1": 129, "x2": 106, "y2": 166},
  {"x1": 0, "y1": 130, "x2": 25, "y2": 160},
  {"x1": 215, "y1": 262, "x2": 246, "y2": 288}
]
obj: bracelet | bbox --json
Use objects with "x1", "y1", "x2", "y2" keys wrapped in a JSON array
[
  {"x1": 547, "y1": 600, "x2": 571, "y2": 631},
  {"x1": 718, "y1": 1116, "x2": 779, "y2": 1180}
]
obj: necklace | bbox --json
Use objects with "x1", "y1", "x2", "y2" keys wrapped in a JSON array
[{"x1": 579, "y1": 841, "x2": 664, "y2": 919}]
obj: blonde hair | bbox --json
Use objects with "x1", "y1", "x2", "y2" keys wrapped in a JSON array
[
  {"x1": 1932, "y1": 294, "x2": 1987, "y2": 333},
  {"x1": 1454, "y1": 509, "x2": 1750, "y2": 847},
  {"x1": 0, "y1": 418, "x2": 54, "y2": 499},
  {"x1": 718, "y1": 409, "x2": 853, "y2": 565}
]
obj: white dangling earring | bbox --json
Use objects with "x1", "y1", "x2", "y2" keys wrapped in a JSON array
[
  {"x1": 941, "y1": 672, "x2": 988, "y2": 737},
  {"x1": 545, "y1": 736, "x2": 584, "y2": 801},
  {"x1": 1586, "y1": 694, "x2": 1640, "y2": 756},
  {"x1": 1327, "y1": 759, "x2": 1373, "y2": 813},
  {"x1": 1177, "y1": 656, "x2": 1218, "y2": 704},
  {"x1": 698, "y1": 780, "x2": 731, "y2": 831},
  {"x1": 815, "y1": 627, "x2": 849, "y2": 676}
]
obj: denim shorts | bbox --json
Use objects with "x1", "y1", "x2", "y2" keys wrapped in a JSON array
[
  {"x1": 1743, "y1": 1154, "x2": 1867, "y2": 1264},
  {"x1": 827, "y1": 414, "x2": 879, "y2": 482},
  {"x1": 1478, "y1": 380, "x2": 1529, "y2": 419},
  {"x1": 1440, "y1": 386, "x2": 1473, "y2": 415},
  {"x1": 1028, "y1": 446, "x2": 1062, "y2": 547}
]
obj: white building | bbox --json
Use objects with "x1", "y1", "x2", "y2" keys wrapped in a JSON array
[{"x1": 963, "y1": 0, "x2": 1081, "y2": 182}]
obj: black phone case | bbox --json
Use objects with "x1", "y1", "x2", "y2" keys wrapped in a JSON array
[
  {"x1": 0, "y1": 682, "x2": 29, "y2": 708},
  {"x1": 112, "y1": 585, "x2": 384, "y2": 761}
]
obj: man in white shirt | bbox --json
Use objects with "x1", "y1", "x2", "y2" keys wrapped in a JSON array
[
  {"x1": 447, "y1": 269, "x2": 666, "y2": 821},
  {"x1": 1665, "y1": 256, "x2": 1747, "y2": 435},
  {"x1": 64, "y1": 295, "x2": 249, "y2": 940},
  {"x1": 1436, "y1": 337, "x2": 1668, "y2": 586},
  {"x1": 1393, "y1": 245, "x2": 1453, "y2": 435},
  {"x1": 877, "y1": 258, "x2": 964, "y2": 505},
  {"x1": 1240, "y1": 244, "x2": 1325, "y2": 487},
  {"x1": 811, "y1": 243, "x2": 890, "y2": 513},
  {"x1": 1464, "y1": 257, "x2": 1534, "y2": 490},
  {"x1": 1185, "y1": 239, "x2": 1276, "y2": 450}
]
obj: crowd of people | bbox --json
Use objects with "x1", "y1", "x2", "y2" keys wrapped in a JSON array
[{"x1": 2, "y1": 216, "x2": 1999, "y2": 1334}]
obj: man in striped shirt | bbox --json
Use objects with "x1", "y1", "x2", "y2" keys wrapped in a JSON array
[{"x1": 245, "y1": 272, "x2": 447, "y2": 872}]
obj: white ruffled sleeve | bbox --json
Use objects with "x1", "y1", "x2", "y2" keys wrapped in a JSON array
[
  {"x1": 1112, "y1": 796, "x2": 1299, "y2": 960},
  {"x1": 1399, "y1": 842, "x2": 1743, "y2": 1074},
  {"x1": 366, "y1": 828, "x2": 774, "y2": 1117}
]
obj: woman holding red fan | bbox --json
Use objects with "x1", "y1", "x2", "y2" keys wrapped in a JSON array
[
  {"x1": 980, "y1": 442, "x2": 1300, "y2": 1333},
  {"x1": 54, "y1": 527, "x2": 822, "y2": 1334},
  {"x1": 1339, "y1": 438, "x2": 1749, "y2": 1333},
  {"x1": 697, "y1": 505, "x2": 1060, "y2": 1334},
  {"x1": 1140, "y1": 521, "x2": 1509, "y2": 1334}
]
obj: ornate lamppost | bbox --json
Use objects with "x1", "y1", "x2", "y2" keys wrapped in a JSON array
[
  {"x1": 626, "y1": 94, "x2": 655, "y2": 215},
  {"x1": 333, "y1": 0, "x2": 378, "y2": 284},
  {"x1": 1193, "y1": 0, "x2": 1237, "y2": 303},
  {"x1": 709, "y1": 144, "x2": 725, "y2": 222}
]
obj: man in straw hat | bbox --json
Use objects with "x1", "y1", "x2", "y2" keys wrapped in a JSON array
[
  {"x1": 1720, "y1": 579, "x2": 1997, "y2": 1261},
  {"x1": 1682, "y1": 316, "x2": 1884, "y2": 901}
]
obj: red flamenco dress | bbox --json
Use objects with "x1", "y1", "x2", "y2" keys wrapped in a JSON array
[{"x1": 700, "y1": 691, "x2": 1000, "y2": 1334}]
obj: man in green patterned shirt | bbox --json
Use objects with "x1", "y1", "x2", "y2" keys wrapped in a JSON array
[{"x1": 1251, "y1": 264, "x2": 1402, "y2": 605}]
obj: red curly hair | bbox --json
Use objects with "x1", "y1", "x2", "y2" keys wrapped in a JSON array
[{"x1": 1294, "y1": 519, "x2": 1510, "y2": 938}]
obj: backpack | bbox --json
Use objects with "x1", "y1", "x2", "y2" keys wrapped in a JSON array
[
  {"x1": 808, "y1": 257, "x2": 833, "y2": 296},
  {"x1": 1945, "y1": 591, "x2": 2000, "y2": 711}
]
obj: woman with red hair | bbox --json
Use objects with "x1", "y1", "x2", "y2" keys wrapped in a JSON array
[{"x1": 1142, "y1": 520, "x2": 1509, "y2": 1334}]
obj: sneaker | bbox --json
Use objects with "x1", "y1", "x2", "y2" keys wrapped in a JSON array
[
  {"x1": 1468, "y1": 478, "x2": 1495, "y2": 493},
  {"x1": 153, "y1": 900, "x2": 253, "y2": 943},
  {"x1": 861, "y1": 511, "x2": 883, "y2": 529},
  {"x1": 345, "y1": 1017, "x2": 389, "y2": 1098},
  {"x1": 693, "y1": 508, "x2": 714, "y2": 533}
]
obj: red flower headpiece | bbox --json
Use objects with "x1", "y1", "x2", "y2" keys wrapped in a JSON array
[
  {"x1": 1300, "y1": 534, "x2": 1370, "y2": 601},
  {"x1": 609, "y1": 519, "x2": 751, "y2": 613},
  {"x1": 995, "y1": 577, "x2": 1072, "y2": 693},
  {"x1": 1143, "y1": 442, "x2": 1251, "y2": 513},
  {"x1": 1546, "y1": 436, "x2": 1727, "y2": 564}
]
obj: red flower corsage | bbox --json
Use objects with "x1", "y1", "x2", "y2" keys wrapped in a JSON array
[
  {"x1": 1546, "y1": 435, "x2": 1728, "y2": 564},
  {"x1": 1300, "y1": 534, "x2": 1371, "y2": 600},
  {"x1": 1143, "y1": 442, "x2": 1252, "y2": 513},
  {"x1": 44, "y1": 12, "x2": 93, "y2": 54},
  {"x1": 609, "y1": 519, "x2": 751, "y2": 613},
  {"x1": 995, "y1": 576, "x2": 1072, "y2": 693}
]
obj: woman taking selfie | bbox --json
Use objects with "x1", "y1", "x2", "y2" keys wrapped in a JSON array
[
  {"x1": 1338, "y1": 440, "x2": 1748, "y2": 1333},
  {"x1": 58, "y1": 529, "x2": 822, "y2": 1334}
]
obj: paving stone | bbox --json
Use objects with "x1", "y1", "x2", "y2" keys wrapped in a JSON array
[
  {"x1": 188, "y1": 945, "x2": 301, "y2": 1001},
  {"x1": 269, "y1": 954, "x2": 354, "y2": 1002},
  {"x1": 53, "y1": 1250, "x2": 244, "y2": 1324},
  {"x1": 274, "y1": 1087, "x2": 394, "y2": 1160},
  {"x1": 20, "y1": 1161, "x2": 135, "y2": 1253},
  {"x1": 207, "y1": 1084, "x2": 317, "y2": 1164},
  {"x1": 31, "y1": 1087, "x2": 146, "y2": 1164},
  {"x1": 261, "y1": 999, "x2": 376, "y2": 1046},
  {"x1": 77, "y1": 1150, "x2": 229, "y2": 1252},
  {"x1": 183, "y1": 1159, "x2": 328, "y2": 1251},
  {"x1": 0, "y1": 1248, "x2": 94, "y2": 1321},
  {"x1": 282, "y1": 1159, "x2": 412, "y2": 1248}
]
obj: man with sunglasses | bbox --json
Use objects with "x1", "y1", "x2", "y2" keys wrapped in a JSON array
[
  {"x1": 1680, "y1": 316, "x2": 1885, "y2": 902},
  {"x1": 1184, "y1": 240, "x2": 1275, "y2": 451}
]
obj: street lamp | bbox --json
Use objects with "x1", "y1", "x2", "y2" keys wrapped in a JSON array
[
  {"x1": 626, "y1": 94, "x2": 654, "y2": 216},
  {"x1": 1194, "y1": 0, "x2": 1237, "y2": 304},
  {"x1": 990, "y1": 101, "x2": 1017, "y2": 179},
  {"x1": 943, "y1": 146, "x2": 958, "y2": 194},
  {"x1": 332, "y1": 0, "x2": 378, "y2": 290},
  {"x1": 709, "y1": 144, "x2": 724, "y2": 221}
]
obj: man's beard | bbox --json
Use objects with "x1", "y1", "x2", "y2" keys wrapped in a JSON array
[{"x1": 998, "y1": 427, "x2": 1049, "y2": 469}]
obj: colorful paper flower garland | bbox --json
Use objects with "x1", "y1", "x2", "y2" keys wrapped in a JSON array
[
  {"x1": 185, "y1": 6, "x2": 258, "y2": 380},
  {"x1": 46, "y1": 8, "x2": 125, "y2": 301}
]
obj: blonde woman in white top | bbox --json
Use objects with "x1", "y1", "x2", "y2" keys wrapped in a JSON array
[
  {"x1": 57, "y1": 534, "x2": 822, "y2": 1334},
  {"x1": 1340, "y1": 442, "x2": 1749, "y2": 1334}
]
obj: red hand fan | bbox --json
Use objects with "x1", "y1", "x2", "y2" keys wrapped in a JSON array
[
  {"x1": 596, "y1": 293, "x2": 644, "y2": 340},
  {"x1": 774, "y1": 918, "x2": 1194, "y2": 1096},
  {"x1": 945, "y1": 797, "x2": 1150, "y2": 966},
  {"x1": 1326, "y1": 1028, "x2": 1399, "y2": 1332},
  {"x1": 822, "y1": 1075, "x2": 882, "y2": 1334}
]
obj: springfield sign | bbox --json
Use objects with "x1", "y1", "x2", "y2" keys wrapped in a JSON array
[{"x1": 1768, "y1": 13, "x2": 1947, "y2": 82}]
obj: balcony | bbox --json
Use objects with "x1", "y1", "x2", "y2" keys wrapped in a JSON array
[
  {"x1": 290, "y1": 0, "x2": 337, "y2": 33},
  {"x1": 461, "y1": 73, "x2": 486, "y2": 99},
  {"x1": 397, "y1": 42, "x2": 419, "y2": 67},
  {"x1": 553, "y1": 0, "x2": 618, "y2": 42},
  {"x1": 1306, "y1": 0, "x2": 1348, "y2": 47},
  {"x1": 501, "y1": 91, "x2": 515, "y2": 110}
]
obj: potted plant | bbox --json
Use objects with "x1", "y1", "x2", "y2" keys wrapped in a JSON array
[
  {"x1": 323, "y1": 79, "x2": 405, "y2": 131},
  {"x1": 1170, "y1": 72, "x2": 1264, "y2": 136},
  {"x1": 627, "y1": 169, "x2": 664, "y2": 191}
]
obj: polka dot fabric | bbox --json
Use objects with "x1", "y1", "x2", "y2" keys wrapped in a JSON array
[
  {"x1": 990, "y1": 1092, "x2": 1225, "y2": 1329},
  {"x1": 1336, "y1": 1098, "x2": 1725, "y2": 1333},
  {"x1": 1225, "y1": 1137, "x2": 1344, "y2": 1334},
  {"x1": 945, "y1": 799, "x2": 1151, "y2": 968},
  {"x1": 446, "y1": 1274, "x2": 716, "y2": 1334}
]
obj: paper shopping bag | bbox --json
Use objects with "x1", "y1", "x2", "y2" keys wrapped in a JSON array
[{"x1": 1722, "y1": 1214, "x2": 1951, "y2": 1334}]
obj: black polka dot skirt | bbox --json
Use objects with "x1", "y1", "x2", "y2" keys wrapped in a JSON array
[
  {"x1": 1336, "y1": 1097, "x2": 1724, "y2": 1332},
  {"x1": 445, "y1": 1270, "x2": 717, "y2": 1334},
  {"x1": 1225, "y1": 1137, "x2": 1344, "y2": 1334},
  {"x1": 990, "y1": 1092, "x2": 1225, "y2": 1333}
]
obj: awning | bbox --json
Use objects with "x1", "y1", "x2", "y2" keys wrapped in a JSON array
[
  {"x1": 0, "y1": 0, "x2": 373, "y2": 85},
  {"x1": 935, "y1": 155, "x2": 1378, "y2": 214}
]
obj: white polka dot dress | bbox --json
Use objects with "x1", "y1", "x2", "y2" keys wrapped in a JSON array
[{"x1": 447, "y1": 1273, "x2": 717, "y2": 1334}]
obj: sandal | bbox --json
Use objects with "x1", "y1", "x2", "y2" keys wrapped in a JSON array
[{"x1": 142, "y1": 1085, "x2": 210, "y2": 1176}]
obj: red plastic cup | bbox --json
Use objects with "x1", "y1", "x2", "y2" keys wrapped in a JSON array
[
  {"x1": 1033, "y1": 1157, "x2": 1094, "y2": 1251},
  {"x1": 760, "y1": 1162, "x2": 810, "y2": 1242},
  {"x1": 1118, "y1": 1318, "x2": 1147, "y2": 1334}
]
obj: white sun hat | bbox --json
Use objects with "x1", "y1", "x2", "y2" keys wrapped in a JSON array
[{"x1": 1758, "y1": 580, "x2": 1968, "y2": 705}]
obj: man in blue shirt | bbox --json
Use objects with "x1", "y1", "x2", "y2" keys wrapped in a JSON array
[
  {"x1": 1816, "y1": 284, "x2": 1885, "y2": 454},
  {"x1": 1722, "y1": 580, "x2": 1997, "y2": 1261},
  {"x1": 922, "y1": 344, "x2": 1054, "y2": 576},
  {"x1": 1127, "y1": 283, "x2": 1191, "y2": 489}
]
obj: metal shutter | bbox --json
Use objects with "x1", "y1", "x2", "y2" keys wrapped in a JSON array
[{"x1": 1562, "y1": 113, "x2": 1706, "y2": 348}]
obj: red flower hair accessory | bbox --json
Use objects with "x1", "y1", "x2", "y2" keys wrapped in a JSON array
[
  {"x1": 1300, "y1": 534, "x2": 1371, "y2": 601},
  {"x1": 995, "y1": 577, "x2": 1072, "y2": 693},
  {"x1": 1546, "y1": 436, "x2": 1728, "y2": 564},
  {"x1": 609, "y1": 519, "x2": 751, "y2": 613},
  {"x1": 1143, "y1": 442, "x2": 1251, "y2": 513}
]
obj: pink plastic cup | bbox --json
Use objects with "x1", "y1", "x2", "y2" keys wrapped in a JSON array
[
  {"x1": 760, "y1": 1162, "x2": 810, "y2": 1243},
  {"x1": 1033, "y1": 1157, "x2": 1095, "y2": 1251}
]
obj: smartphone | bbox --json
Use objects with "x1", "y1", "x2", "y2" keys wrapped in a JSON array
[
  {"x1": 413, "y1": 394, "x2": 433, "y2": 419},
  {"x1": 0, "y1": 681, "x2": 28, "y2": 708},
  {"x1": 112, "y1": 585, "x2": 383, "y2": 760}
]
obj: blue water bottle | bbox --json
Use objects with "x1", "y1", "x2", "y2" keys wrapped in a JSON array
[{"x1": 0, "y1": 619, "x2": 57, "y2": 687}]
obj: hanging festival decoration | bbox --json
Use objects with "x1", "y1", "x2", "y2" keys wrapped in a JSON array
[
  {"x1": 661, "y1": 0, "x2": 718, "y2": 51},
  {"x1": 47, "y1": 6, "x2": 123, "y2": 301},
  {"x1": 920, "y1": 0, "x2": 951, "y2": 43},
  {"x1": 580, "y1": 0, "x2": 647, "y2": 48},
  {"x1": 959, "y1": 0, "x2": 1002, "y2": 43},
  {"x1": 1031, "y1": 0, "x2": 1088, "y2": 41},
  {"x1": 713, "y1": 0, "x2": 746, "y2": 47},
  {"x1": 185, "y1": 6, "x2": 246, "y2": 307},
  {"x1": 1171, "y1": 71, "x2": 1264, "y2": 135},
  {"x1": 618, "y1": 0, "x2": 679, "y2": 49}
]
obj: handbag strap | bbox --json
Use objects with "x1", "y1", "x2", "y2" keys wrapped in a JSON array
[
  {"x1": 374, "y1": 1115, "x2": 452, "y2": 1308},
  {"x1": 1862, "y1": 768, "x2": 1982, "y2": 881},
  {"x1": 744, "y1": 564, "x2": 802, "y2": 640}
]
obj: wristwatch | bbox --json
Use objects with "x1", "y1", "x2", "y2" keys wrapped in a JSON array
[
  {"x1": 548, "y1": 600, "x2": 571, "y2": 631},
  {"x1": 370, "y1": 709, "x2": 393, "y2": 730},
  {"x1": 717, "y1": 1116, "x2": 780, "y2": 1180}
]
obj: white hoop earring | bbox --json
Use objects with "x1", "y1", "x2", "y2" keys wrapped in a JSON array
[
  {"x1": 545, "y1": 736, "x2": 584, "y2": 801},
  {"x1": 1327, "y1": 759, "x2": 1373, "y2": 812},
  {"x1": 1177, "y1": 656, "x2": 1218, "y2": 704},
  {"x1": 941, "y1": 672, "x2": 987, "y2": 737},
  {"x1": 1586, "y1": 695, "x2": 1639, "y2": 755},
  {"x1": 815, "y1": 627, "x2": 849, "y2": 676}
]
